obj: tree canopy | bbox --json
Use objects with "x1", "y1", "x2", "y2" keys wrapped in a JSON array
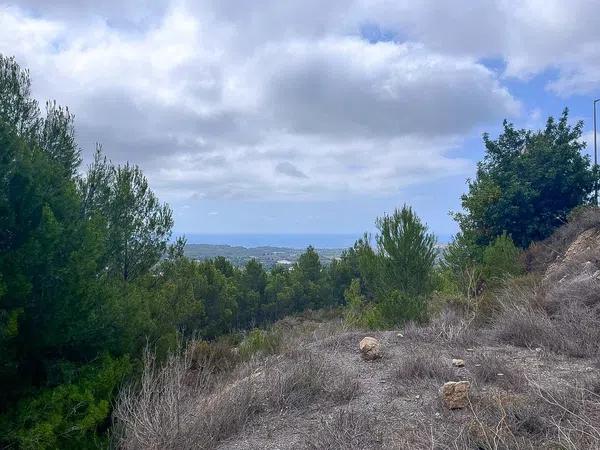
[{"x1": 455, "y1": 109, "x2": 595, "y2": 248}]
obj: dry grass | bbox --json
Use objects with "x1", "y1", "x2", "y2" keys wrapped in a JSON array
[
  {"x1": 303, "y1": 409, "x2": 380, "y2": 450},
  {"x1": 471, "y1": 353, "x2": 526, "y2": 391},
  {"x1": 491, "y1": 263, "x2": 600, "y2": 359},
  {"x1": 113, "y1": 339, "x2": 358, "y2": 449},
  {"x1": 402, "y1": 308, "x2": 479, "y2": 348},
  {"x1": 395, "y1": 347, "x2": 457, "y2": 383},
  {"x1": 458, "y1": 379, "x2": 600, "y2": 450}
]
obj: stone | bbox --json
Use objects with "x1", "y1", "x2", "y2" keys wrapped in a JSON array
[
  {"x1": 441, "y1": 381, "x2": 470, "y2": 409},
  {"x1": 359, "y1": 337, "x2": 382, "y2": 361},
  {"x1": 452, "y1": 358, "x2": 465, "y2": 367}
]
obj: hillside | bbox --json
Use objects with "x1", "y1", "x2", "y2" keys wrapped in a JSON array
[
  {"x1": 115, "y1": 212, "x2": 600, "y2": 450},
  {"x1": 184, "y1": 244, "x2": 344, "y2": 268}
]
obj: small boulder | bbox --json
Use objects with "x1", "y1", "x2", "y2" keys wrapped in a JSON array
[
  {"x1": 441, "y1": 381, "x2": 470, "y2": 409},
  {"x1": 452, "y1": 358, "x2": 465, "y2": 367},
  {"x1": 359, "y1": 337, "x2": 382, "y2": 361}
]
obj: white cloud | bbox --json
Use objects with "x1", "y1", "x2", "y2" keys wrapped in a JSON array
[{"x1": 0, "y1": 1, "x2": 525, "y2": 202}]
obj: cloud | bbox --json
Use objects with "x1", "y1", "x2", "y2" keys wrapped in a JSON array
[
  {"x1": 359, "y1": 0, "x2": 600, "y2": 95},
  {"x1": 0, "y1": 1, "x2": 526, "y2": 202},
  {"x1": 275, "y1": 162, "x2": 308, "y2": 179}
]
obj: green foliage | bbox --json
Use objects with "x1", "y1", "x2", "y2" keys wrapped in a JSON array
[
  {"x1": 80, "y1": 152, "x2": 174, "y2": 281},
  {"x1": 342, "y1": 206, "x2": 436, "y2": 327},
  {"x1": 238, "y1": 328, "x2": 282, "y2": 360},
  {"x1": 343, "y1": 279, "x2": 367, "y2": 326},
  {"x1": 439, "y1": 232, "x2": 523, "y2": 312},
  {"x1": 376, "y1": 205, "x2": 437, "y2": 298},
  {"x1": 439, "y1": 232, "x2": 484, "y2": 300},
  {"x1": 0, "y1": 55, "x2": 175, "y2": 447},
  {"x1": 482, "y1": 233, "x2": 523, "y2": 283},
  {"x1": 0, "y1": 355, "x2": 131, "y2": 449},
  {"x1": 455, "y1": 109, "x2": 595, "y2": 248}
]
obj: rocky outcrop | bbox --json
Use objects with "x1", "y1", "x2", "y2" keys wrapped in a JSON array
[{"x1": 544, "y1": 227, "x2": 600, "y2": 285}]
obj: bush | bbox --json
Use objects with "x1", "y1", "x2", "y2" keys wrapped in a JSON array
[
  {"x1": 395, "y1": 348, "x2": 456, "y2": 383},
  {"x1": 304, "y1": 409, "x2": 379, "y2": 450},
  {"x1": 482, "y1": 233, "x2": 523, "y2": 283},
  {"x1": 439, "y1": 232, "x2": 484, "y2": 302},
  {"x1": 187, "y1": 339, "x2": 239, "y2": 373},
  {"x1": 1, "y1": 355, "x2": 131, "y2": 450},
  {"x1": 472, "y1": 353, "x2": 525, "y2": 390},
  {"x1": 238, "y1": 328, "x2": 282, "y2": 360}
]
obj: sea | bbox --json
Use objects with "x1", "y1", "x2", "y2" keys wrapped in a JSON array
[{"x1": 180, "y1": 233, "x2": 363, "y2": 249}]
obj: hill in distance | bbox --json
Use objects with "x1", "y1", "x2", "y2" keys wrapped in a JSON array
[{"x1": 184, "y1": 243, "x2": 344, "y2": 268}]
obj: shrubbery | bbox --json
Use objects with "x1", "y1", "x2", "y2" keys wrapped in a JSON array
[{"x1": 341, "y1": 205, "x2": 436, "y2": 328}]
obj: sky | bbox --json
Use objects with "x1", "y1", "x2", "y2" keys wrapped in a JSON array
[{"x1": 1, "y1": 0, "x2": 600, "y2": 242}]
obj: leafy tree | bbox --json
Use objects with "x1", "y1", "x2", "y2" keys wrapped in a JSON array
[{"x1": 455, "y1": 109, "x2": 595, "y2": 248}]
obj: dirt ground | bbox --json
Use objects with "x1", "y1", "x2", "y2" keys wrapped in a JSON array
[{"x1": 216, "y1": 323, "x2": 599, "y2": 450}]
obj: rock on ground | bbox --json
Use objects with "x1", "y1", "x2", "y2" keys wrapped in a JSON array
[
  {"x1": 441, "y1": 381, "x2": 470, "y2": 409},
  {"x1": 359, "y1": 337, "x2": 382, "y2": 361}
]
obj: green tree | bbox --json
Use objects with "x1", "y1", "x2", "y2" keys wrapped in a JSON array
[
  {"x1": 81, "y1": 157, "x2": 174, "y2": 281},
  {"x1": 376, "y1": 205, "x2": 437, "y2": 298},
  {"x1": 439, "y1": 232, "x2": 484, "y2": 301},
  {"x1": 455, "y1": 109, "x2": 595, "y2": 248},
  {"x1": 481, "y1": 233, "x2": 523, "y2": 283},
  {"x1": 0, "y1": 55, "x2": 40, "y2": 136}
]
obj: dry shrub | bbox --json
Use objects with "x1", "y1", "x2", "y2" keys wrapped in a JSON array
[
  {"x1": 494, "y1": 302, "x2": 600, "y2": 358},
  {"x1": 113, "y1": 343, "x2": 358, "y2": 449},
  {"x1": 327, "y1": 371, "x2": 360, "y2": 403},
  {"x1": 267, "y1": 353, "x2": 359, "y2": 410},
  {"x1": 187, "y1": 339, "x2": 239, "y2": 373},
  {"x1": 491, "y1": 268, "x2": 600, "y2": 358},
  {"x1": 266, "y1": 354, "x2": 327, "y2": 410},
  {"x1": 457, "y1": 379, "x2": 600, "y2": 450},
  {"x1": 304, "y1": 409, "x2": 380, "y2": 450},
  {"x1": 493, "y1": 305, "x2": 555, "y2": 350},
  {"x1": 461, "y1": 393, "x2": 546, "y2": 450},
  {"x1": 113, "y1": 348, "x2": 219, "y2": 450},
  {"x1": 472, "y1": 353, "x2": 526, "y2": 391},
  {"x1": 395, "y1": 347, "x2": 456, "y2": 383},
  {"x1": 402, "y1": 308, "x2": 479, "y2": 348}
]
